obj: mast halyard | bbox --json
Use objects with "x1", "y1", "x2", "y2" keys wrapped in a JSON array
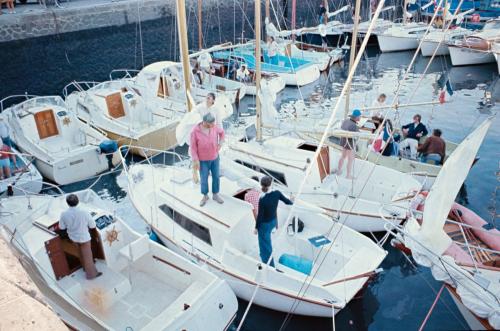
[
  {"x1": 176, "y1": 0, "x2": 193, "y2": 111},
  {"x1": 256, "y1": 0, "x2": 262, "y2": 142},
  {"x1": 344, "y1": 0, "x2": 361, "y2": 118}
]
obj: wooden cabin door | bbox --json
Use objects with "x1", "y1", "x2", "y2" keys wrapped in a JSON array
[
  {"x1": 106, "y1": 92, "x2": 125, "y2": 118},
  {"x1": 45, "y1": 237, "x2": 71, "y2": 280},
  {"x1": 317, "y1": 146, "x2": 330, "y2": 182},
  {"x1": 34, "y1": 109, "x2": 59, "y2": 139}
]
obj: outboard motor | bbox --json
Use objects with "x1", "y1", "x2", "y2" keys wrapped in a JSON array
[{"x1": 99, "y1": 140, "x2": 119, "y2": 170}]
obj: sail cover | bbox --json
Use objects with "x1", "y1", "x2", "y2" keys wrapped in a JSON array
[{"x1": 419, "y1": 118, "x2": 492, "y2": 255}]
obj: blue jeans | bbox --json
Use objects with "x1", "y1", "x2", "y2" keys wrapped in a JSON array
[
  {"x1": 199, "y1": 156, "x2": 220, "y2": 195},
  {"x1": 421, "y1": 153, "x2": 442, "y2": 165},
  {"x1": 1, "y1": 136, "x2": 12, "y2": 148},
  {"x1": 257, "y1": 219, "x2": 277, "y2": 267}
]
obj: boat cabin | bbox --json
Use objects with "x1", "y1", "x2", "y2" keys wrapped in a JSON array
[{"x1": 11, "y1": 97, "x2": 90, "y2": 150}]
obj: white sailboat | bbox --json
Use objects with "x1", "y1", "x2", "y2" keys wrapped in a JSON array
[
  {"x1": 420, "y1": 27, "x2": 473, "y2": 56},
  {"x1": 0, "y1": 190, "x2": 238, "y2": 331},
  {"x1": 112, "y1": 61, "x2": 245, "y2": 105},
  {"x1": 419, "y1": 9, "x2": 475, "y2": 57},
  {"x1": 448, "y1": 19, "x2": 500, "y2": 66},
  {"x1": 1, "y1": 95, "x2": 119, "y2": 185},
  {"x1": 377, "y1": 22, "x2": 431, "y2": 53},
  {"x1": 394, "y1": 118, "x2": 499, "y2": 330},
  {"x1": 124, "y1": 162, "x2": 387, "y2": 317},
  {"x1": 64, "y1": 79, "x2": 182, "y2": 157},
  {"x1": 220, "y1": 136, "x2": 422, "y2": 232}
]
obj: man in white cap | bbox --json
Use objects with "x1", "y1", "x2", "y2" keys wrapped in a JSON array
[{"x1": 335, "y1": 109, "x2": 361, "y2": 179}]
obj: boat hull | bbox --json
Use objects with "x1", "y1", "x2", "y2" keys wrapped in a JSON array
[
  {"x1": 151, "y1": 228, "x2": 340, "y2": 318},
  {"x1": 270, "y1": 64, "x2": 320, "y2": 86},
  {"x1": 377, "y1": 35, "x2": 419, "y2": 53},
  {"x1": 421, "y1": 40, "x2": 449, "y2": 56},
  {"x1": 244, "y1": 76, "x2": 286, "y2": 96},
  {"x1": 300, "y1": 33, "x2": 346, "y2": 48},
  {"x1": 15, "y1": 145, "x2": 117, "y2": 186},
  {"x1": 449, "y1": 46, "x2": 496, "y2": 66},
  {"x1": 447, "y1": 286, "x2": 488, "y2": 330},
  {"x1": 495, "y1": 53, "x2": 500, "y2": 74},
  {"x1": 104, "y1": 122, "x2": 178, "y2": 158}
]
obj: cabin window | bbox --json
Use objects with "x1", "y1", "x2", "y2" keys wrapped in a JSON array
[
  {"x1": 158, "y1": 204, "x2": 212, "y2": 245},
  {"x1": 234, "y1": 159, "x2": 287, "y2": 186}
]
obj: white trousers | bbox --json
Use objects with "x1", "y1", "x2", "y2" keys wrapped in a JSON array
[{"x1": 399, "y1": 138, "x2": 419, "y2": 159}]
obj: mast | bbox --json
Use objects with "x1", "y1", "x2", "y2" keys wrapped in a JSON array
[
  {"x1": 344, "y1": 0, "x2": 361, "y2": 118},
  {"x1": 403, "y1": 0, "x2": 408, "y2": 24},
  {"x1": 176, "y1": 0, "x2": 193, "y2": 111},
  {"x1": 198, "y1": 0, "x2": 203, "y2": 49},
  {"x1": 256, "y1": 0, "x2": 262, "y2": 141},
  {"x1": 291, "y1": 0, "x2": 296, "y2": 40},
  {"x1": 265, "y1": 0, "x2": 270, "y2": 23}
]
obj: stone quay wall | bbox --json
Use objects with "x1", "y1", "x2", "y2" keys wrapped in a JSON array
[{"x1": 0, "y1": 0, "x2": 207, "y2": 43}]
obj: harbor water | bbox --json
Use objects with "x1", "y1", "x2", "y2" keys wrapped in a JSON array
[{"x1": 1, "y1": 13, "x2": 499, "y2": 331}]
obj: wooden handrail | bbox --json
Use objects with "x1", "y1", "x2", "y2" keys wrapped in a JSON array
[{"x1": 153, "y1": 255, "x2": 191, "y2": 275}]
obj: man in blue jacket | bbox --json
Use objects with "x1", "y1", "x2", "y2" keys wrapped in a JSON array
[
  {"x1": 399, "y1": 114, "x2": 428, "y2": 159},
  {"x1": 254, "y1": 176, "x2": 293, "y2": 267}
]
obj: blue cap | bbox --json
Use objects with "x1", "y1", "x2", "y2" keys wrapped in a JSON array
[{"x1": 352, "y1": 109, "x2": 362, "y2": 117}]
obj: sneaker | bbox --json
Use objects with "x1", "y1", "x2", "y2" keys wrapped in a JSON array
[
  {"x1": 212, "y1": 194, "x2": 224, "y2": 204},
  {"x1": 200, "y1": 195, "x2": 209, "y2": 207}
]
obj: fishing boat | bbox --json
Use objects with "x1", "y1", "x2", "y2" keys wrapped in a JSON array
[
  {"x1": 448, "y1": 18, "x2": 500, "y2": 66},
  {"x1": 64, "y1": 79, "x2": 182, "y2": 158},
  {"x1": 390, "y1": 118, "x2": 499, "y2": 330},
  {"x1": 0, "y1": 146, "x2": 43, "y2": 197},
  {"x1": 0, "y1": 190, "x2": 238, "y2": 331},
  {"x1": 124, "y1": 161, "x2": 387, "y2": 317},
  {"x1": 1, "y1": 95, "x2": 119, "y2": 185},
  {"x1": 377, "y1": 22, "x2": 431, "y2": 52},
  {"x1": 212, "y1": 49, "x2": 320, "y2": 86},
  {"x1": 220, "y1": 135, "x2": 422, "y2": 233}
]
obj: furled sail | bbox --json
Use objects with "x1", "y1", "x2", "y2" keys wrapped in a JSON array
[{"x1": 418, "y1": 118, "x2": 493, "y2": 255}]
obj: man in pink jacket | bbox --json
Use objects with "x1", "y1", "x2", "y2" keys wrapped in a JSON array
[{"x1": 190, "y1": 113, "x2": 225, "y2": 207}]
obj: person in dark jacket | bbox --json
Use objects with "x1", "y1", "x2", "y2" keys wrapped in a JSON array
[
  {"x1": 399, "y1": 114, "x2": 428, "y2": 159},
  {"x1": 418, "y1": 129, "x2": 446, "y2": 164},
  {"x1": 254, "y1": 176, "x2": 293, "y2": 267}
]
